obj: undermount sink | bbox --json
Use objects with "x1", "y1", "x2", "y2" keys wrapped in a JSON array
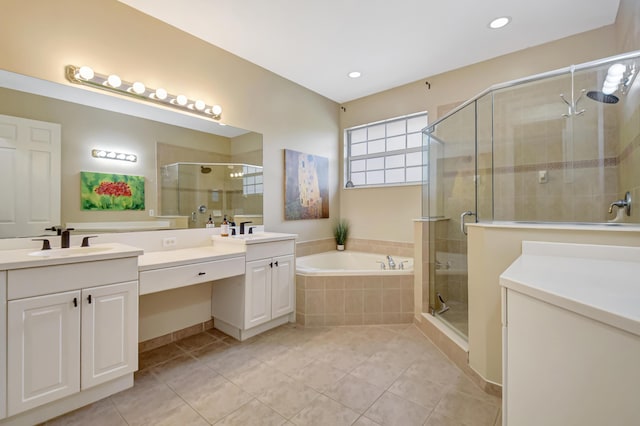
[{"x1": 28, "y1": 246, "x2": 113, "y2": 257}]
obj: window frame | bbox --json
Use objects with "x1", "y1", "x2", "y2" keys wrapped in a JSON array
[{"x1": 344, "y1": 111, "x2": 428, "y2": 189}]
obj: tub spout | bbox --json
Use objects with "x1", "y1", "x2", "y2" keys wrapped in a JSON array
[
  {"x1": 386, "y1": 255, "x2": 396, "y2": 269},
  {"x1": 608, "y1": 191, "x2": 631, "y2": 216}
]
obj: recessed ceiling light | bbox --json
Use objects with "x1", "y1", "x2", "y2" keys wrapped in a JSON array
[
  {"x1": 348, "y1": 71, "x2": 361, "y2": 79},
  {"x1": 489, "y1": 16, "x2": 511, "y2": 29}
]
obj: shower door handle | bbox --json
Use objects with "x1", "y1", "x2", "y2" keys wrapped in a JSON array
[{"x1": 460, "y1": 211, "x2": 476, "y2": 235}]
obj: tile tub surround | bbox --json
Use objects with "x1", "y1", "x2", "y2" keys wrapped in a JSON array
[
  {"x1": 297, "y1": 274, "x2": 414, "y2": 327},
  {"x1": 46, "y1": 323, "x2": 501, "y2": 426},
  {"x1": 296, "y1": 238, "x2": 413, "y2": 257}
]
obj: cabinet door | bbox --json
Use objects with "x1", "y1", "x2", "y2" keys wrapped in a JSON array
[
  {"x1": 245, "y1": 259, "x2": 272, "y2": 329},
  {"x1": 271, "y1": 254, "x2": 295, "y2": 318},
  {"x1": 81, "y1": 281, "x2": 138, "y2": 389},
  {"x1": 7, "y1": 291, "x2": 81, "y2": 416}
]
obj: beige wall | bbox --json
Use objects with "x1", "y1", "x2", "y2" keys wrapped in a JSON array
[
  {"x1": 1, "y1": 0, "x2": 340, "y2": 243},
  {"x1": 341, "y1": 26, "x2": 621, "y2": 243}
]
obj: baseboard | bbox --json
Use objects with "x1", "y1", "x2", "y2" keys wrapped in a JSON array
[{"x1": 138, "y1": 319, "x2": 214, "y2": 353}]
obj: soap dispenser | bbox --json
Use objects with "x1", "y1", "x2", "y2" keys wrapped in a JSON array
[
  {"x1": 206, "y1": 215, "x2": 214, "y2": 228},
  {"x1": 221, "y1": 215, "x2": 229, "y2": 237}
]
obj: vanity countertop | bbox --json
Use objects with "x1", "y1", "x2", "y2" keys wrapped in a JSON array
[
  {"x1": 0, "y1": 243, "x2": 144, "y2": 270},
  {"x1": 138, "y1": 245, "x2": 246, "y2": 271},
  {"x1": 211, "y1": 232, "x2": 297, "y2": 246},
  {"x1": 500, "y1": 241, "x2": 640, "y2": 337}
]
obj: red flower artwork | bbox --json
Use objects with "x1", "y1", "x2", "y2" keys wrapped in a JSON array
[{"x1": 94, "y1": 181, "x2": 132, "y2": 197}]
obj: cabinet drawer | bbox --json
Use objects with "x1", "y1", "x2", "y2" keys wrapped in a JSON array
[
  {"x1": 246, "y1": 240, "x2": 295, "y2": 262},
  {"x1": 139, "y1": 256, "x2": 245, "y2": 295},
  {"x1": 8, "y1": 257, "x2": 138, "y2": 300}
]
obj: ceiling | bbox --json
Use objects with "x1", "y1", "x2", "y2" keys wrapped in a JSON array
[{"x1": 119, "y1": 0, "x2": 621, "y2": 103}]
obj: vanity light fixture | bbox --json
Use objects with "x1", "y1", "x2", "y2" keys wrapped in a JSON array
[
  {"x1": 92, "y1": 149, "x2": 137, "y2": 163},
  {"x1": 66, "y1": 65, "x2": 223, "y2": 120}
]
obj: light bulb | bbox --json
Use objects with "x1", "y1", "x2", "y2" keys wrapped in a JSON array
[
  {"x1": 106, "y1": 74, "x2": 121, "y2": 88},
  {"x1": 607, "y1": 63, "x2": 626, "y2": 78},
  {"x1": 154, "y1": 88, "x2": 168, "y2": 100},
  {"x1": 348, "y1": 71, "x2": 361, "y2": 79},
  {"x1": 211, "y1": 105, "x2": 222, "y2": 116},
  {"x1": 132, "y1": 82, "x2": 146, "y2": 95},
  {"x1": 194, "y1": 100, "x2": 206, "y2": 111},
  {"x1": 78, "y1": 66, "x2": 94, "y2": 80},
  {"x1": 97, "y1": 150, "x2": 107, "y2": 157},
  {"x1": 106, "y1": 152, "x2": 116, "y2": 159},
  {"x1": 126, "y1": 155, "x2": 137, "y2": 162},
  {"x1": 489, "y1": 16, "x2": 511, "y2": 29},
  {"x1": 116, "y1": 153, "x2": 126, "y2": 160},
  {"x1": 176, "y1": 95, "x2": 188, "y2": 106}
]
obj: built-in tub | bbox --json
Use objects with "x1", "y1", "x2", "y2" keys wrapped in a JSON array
[{"x1": 295, "y1": 251, "x2": 414, "y2": 327}]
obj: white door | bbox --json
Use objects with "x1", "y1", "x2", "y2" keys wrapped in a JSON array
[
  {"x1": 244, "y1": 259, "x2": 272, "y2": 329},
  {"x1": 0, "y1": 114, "x2": 61, "y2": 238},
  {"x1": 81, "y1": 281, "x2": 138, "y2": 389},
  {"x1": 7, "y1": 291, "x2": 81, "y2": 416},
  {"x1": 271, "y1": 254, "x2": 294, "y2": 319}
]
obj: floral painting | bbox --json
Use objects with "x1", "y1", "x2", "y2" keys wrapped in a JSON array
[
  {"x1": 284, "y1": 149, "x2": 329, "y2": 220},
  {"x1": 81, "y1": 171, "x2": 145, "y2": 210}
]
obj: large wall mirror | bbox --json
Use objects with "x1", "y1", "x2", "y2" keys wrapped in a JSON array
[{"x1": 0, "y1": 70, "x2": 263, "y2": 238}]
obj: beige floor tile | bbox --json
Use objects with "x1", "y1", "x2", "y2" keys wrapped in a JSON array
[
  {"x1": 45, "y1": 398, "x2": 126, "y2": 426},
  {"x1": 257, "y1": 377, "x2": 321, "y2": 419},
  {"x1": 216, "y1": 399, "x2": 288, "y2": 426},
  {"x1": 387, "y1": 374, "x2": 446, "y2": 410},
  {"x1": 131, "y1": 403, "x2": 209, "y2": 426},
  {"x1": 184, "y1": 379, "x2": 254, "y2": 424},
  {"x1": 447, "y1": 375, "x2": 501, "y2": 406},
  {"x1": 290, "y1": 394, "x2": 360, "y2": 426},
  {"x1": 149, "y1": 353, "x2": 201, "y2": 383},
  {"x1": 324, "y1": 374, "x2": 385, "y2": 414},
  {"x1": 352, "y1": 416, "x2": 382, "y2": 425},
  {"x1": 494, "y1": 409, "x2": 502, "y2": 426},
  {"x1": 138, "y1": 343, "x2": 186, "y2": 370},
  {"x1": 350, "y1": 358, "x2": 406, "y2": 389},
  {"x1": 402, "y1": 354, "x2": 463, "y2": 386},
  {"x1": 424, "y1": 411, "x2": 468, "y2": 426},
  {"x1": 110, "y1": 380, "x2": 189, "y2": 425},
  {"x1": 163, "y1": 362, "x2": 226, "y2": 397},
  {"x1": 432, "y1": 390, "x2": 500, "y2": 426},
  {"x1": 314, "y1": 346, "x2": 371, "y2": 373},
  {"x1": 289, "y1": 359, "x2": 347, "y2": 392},
  {"x1": 174, "y1": 331, "x2": 225, "y2": 352},
  {"x1": 242, "y1": 338, "x2": 290, "y2": 362},
  {"x1": 264, "y1": 347, "x2": 316, "y2": 375},
  {"x1": 194, "y1": 344, "x2": 262, "y2": 377},
  {"x1": 364, "y1": 391, "x2": 432, "y2": 426},
  {"x1": 230, "y1": 361, "x2": 292, "y2": 395}
]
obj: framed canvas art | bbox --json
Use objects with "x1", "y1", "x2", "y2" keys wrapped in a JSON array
[
  {"x1": 284, "y1": 149, "x2": 329, "y2": 220},
  {"x1": 81, "y1": 171, "x2": 145, "y2": 210}
]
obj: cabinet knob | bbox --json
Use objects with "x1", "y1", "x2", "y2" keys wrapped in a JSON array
[
  {"x1": 73, "y1": 297, "x2": 78, "y2": 307},
  {"x1": 269, "y1": 262, "x2": 273, "y2": 268},
  {"x1": 198, "y1": 272, "x2": 206, "y2": 276},
  {"x1": 87, "y1": 294, "x2": 92, "y2": 304},
  {"x1": 274, "y1": 261, "x2": 279, "y2": 267}
]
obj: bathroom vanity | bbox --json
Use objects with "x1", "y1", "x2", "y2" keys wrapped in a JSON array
[
  {"x1": 500, "y1": 241, "x2": 640, "y2": 426},
  {"x1": 0, "y1": 243, "x2": 143, "y2": 426},
  {"x1": 210, "y1": 233, "x2": 296, "y2": 341}
]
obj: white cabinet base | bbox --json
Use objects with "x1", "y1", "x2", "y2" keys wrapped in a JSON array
[
  {"x1": 214, "y1": 314, "x2": 293, "y2": 342},
  {"x1": 0, "y1": 374, "x2": 132, "y2": 426}
]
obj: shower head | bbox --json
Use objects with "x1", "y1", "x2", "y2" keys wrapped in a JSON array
[
  {"x1": 200, "y1": 166, "x2": 212, "y2": 174},
  {"x1": 586, "y1": 91, "x2": 619, "y2": 104}
]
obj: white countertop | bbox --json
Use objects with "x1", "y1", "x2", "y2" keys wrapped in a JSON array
[
  {"x1": 211, "y1": 232, "x2": 297, "y2": 246},
  {"x1": 500, "y1": 241, "x2": 640, "y2": 337},
  {"x1": 0, "y1": 243, "x2": 144, "y2": 270},
  {"x1": 138, "y1": 245, "x2": 245, "y2": 271}
]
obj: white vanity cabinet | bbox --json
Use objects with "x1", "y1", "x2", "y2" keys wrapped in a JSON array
[
  {"x1": 0, "y1": 247, "x2": 141, "y2": 424},
  {"x1": 500, "y1": 241, "x2": 640, "y2": 426},
  {"x1": 212, "y1": 236, "x2": 296, "y2": 341}
]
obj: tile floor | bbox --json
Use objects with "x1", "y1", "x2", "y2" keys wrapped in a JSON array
[{"x1": 46, "y1": 323, "x2": 501, "y2": 426}]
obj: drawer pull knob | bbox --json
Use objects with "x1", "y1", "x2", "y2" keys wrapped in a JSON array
[
  {"x1": 274, "y1": 261, "x2": 279, "y2": 267},
  {"x1": 73, "y1": 297, "x2": 78, "y2": 308},
  {"x1": 269, "y1": 262, "x2": 273, "y2": 268},
  {"x1": 87, "y1": 294, "x2": 92, "y2": 304},
  {"x1": 198, "y1": 272, "x2": 206, "y2": 276}
]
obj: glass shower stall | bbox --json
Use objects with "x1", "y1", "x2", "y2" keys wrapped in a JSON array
[{"x1": 422, "y1": 51, "x2": 640, "y2": 340}]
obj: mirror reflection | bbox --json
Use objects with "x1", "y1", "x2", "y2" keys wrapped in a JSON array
[{"x1": 0, "y1": 71, "x2": 263, "y2": 238}]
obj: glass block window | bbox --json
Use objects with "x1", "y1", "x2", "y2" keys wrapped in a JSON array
[
  {"x1": 242, "y1": 165, "x2": 263, "y2": 195},
  {"x1": 345, "y1": 112, "x2": 427, "y2": 188}
]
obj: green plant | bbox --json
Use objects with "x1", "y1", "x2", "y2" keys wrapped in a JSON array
[{"x1": 333, "y1": 219, "x2": 349, "y2": 245}]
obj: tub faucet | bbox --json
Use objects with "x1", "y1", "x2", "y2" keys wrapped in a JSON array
[
  {"x1": 608, "y1": 191, "x2": 631, "y2": 216},
  {"x1": 387, "y1": 255, "x2": 396, "y2": 269}
]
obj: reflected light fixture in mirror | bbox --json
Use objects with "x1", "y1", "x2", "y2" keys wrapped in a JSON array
[
  {"x1": 65, "y1": 65, "x2": 223, "y2": 120},
  {"x1": 92, "y1": 149, "x2": 137, "y2": 162}
]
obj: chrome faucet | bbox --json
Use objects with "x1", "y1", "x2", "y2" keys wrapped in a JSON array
[
  {"x1": 608, "y1": 191, "x2": 631, "y2": 216},
  {"x1": 387, "y1": 255, "x2": 396, "y2": 269}
]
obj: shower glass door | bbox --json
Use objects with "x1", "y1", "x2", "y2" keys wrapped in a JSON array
[{"x1": 424, "y1": 101, "x2": 479, "y2": 340}]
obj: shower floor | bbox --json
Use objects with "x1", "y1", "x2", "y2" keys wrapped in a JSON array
[{"x1": 437, "y1": 300, "x2": 468, "y2": 338}]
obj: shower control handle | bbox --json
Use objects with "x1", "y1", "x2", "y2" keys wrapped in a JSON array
[{"x1": 460, "y1": 211, "x2": 476, "y2": 235}]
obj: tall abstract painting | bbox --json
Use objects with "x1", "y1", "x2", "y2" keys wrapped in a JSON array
[{"x1": 284, "y1": 149, "x2": 329, "y2": 220}]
